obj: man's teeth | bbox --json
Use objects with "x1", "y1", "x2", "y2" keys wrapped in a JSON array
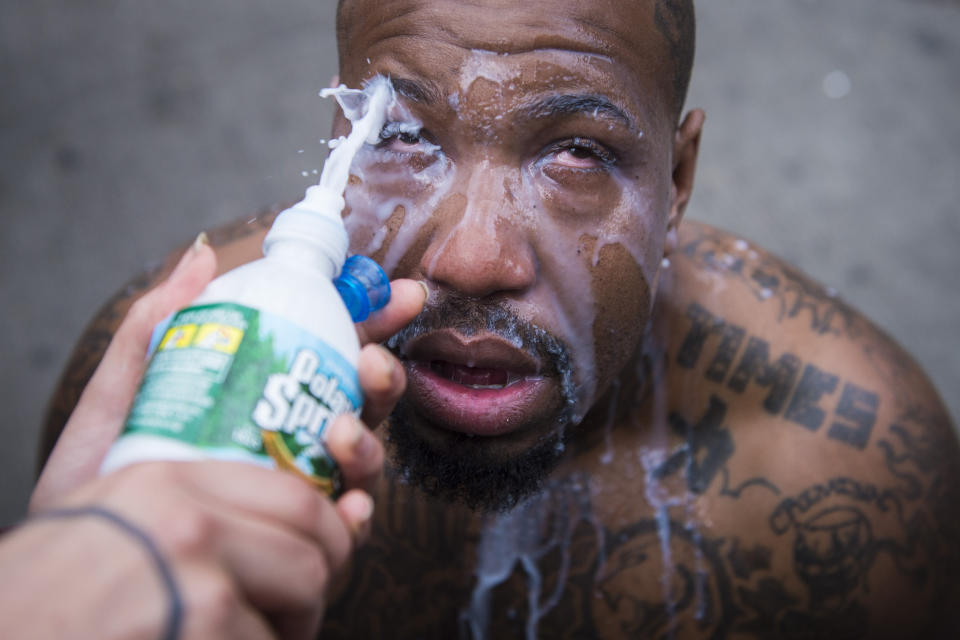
[
  {"x1": 463, "y1": 373, "x2": 524, "y2": 390},
  {"x1": 430, "y1": 361, "x2": 524, "y2": 389}
]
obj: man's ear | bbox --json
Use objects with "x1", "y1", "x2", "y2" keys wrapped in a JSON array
[{"x1": 665, "y1": 108, "x2": 705, "y2": 256}]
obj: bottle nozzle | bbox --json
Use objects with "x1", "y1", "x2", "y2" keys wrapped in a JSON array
[{"x1": 334, "y1": 255, "x2": 391, "y2": 322}]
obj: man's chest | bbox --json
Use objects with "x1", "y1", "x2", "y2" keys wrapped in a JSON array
[{"x1": 319, "y1": 468, "x2": 797, "y2": 640}]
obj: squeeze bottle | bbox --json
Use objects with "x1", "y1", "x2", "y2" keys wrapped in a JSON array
[{"x1": 100, "y1": 79, "x2": 394, "y2": 495}]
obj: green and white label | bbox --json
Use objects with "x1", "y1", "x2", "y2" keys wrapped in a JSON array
[{"x1": 122, "y1": 302, "x2": 361, "y2": 494}]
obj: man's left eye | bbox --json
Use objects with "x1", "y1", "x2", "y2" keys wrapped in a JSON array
[
  {"x1": 550, "y1": 139, "x2": 614, "y2": 170},
  {"x1": 386, "y1": 131, "x2": 423, "y2": 152},
  {"x1": 377, "y1": 122, "x2": 428, "y2": 153}
]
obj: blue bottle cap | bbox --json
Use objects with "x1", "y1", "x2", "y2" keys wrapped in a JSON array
[{"x1": 334, "y1": 255, "x2": 391, "y2": 322}]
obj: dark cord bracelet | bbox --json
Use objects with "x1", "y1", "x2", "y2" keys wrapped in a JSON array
[{"x1": 30, "y1": 505, "x2": 183, "y2": 640}]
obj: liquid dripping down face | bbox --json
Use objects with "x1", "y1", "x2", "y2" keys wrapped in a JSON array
[{"x1": 335, "y1": 0, "x2": 683, "y2": 507}]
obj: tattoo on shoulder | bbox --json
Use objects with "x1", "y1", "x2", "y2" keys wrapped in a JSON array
[
  {"x1": 675, "y1": 302, "x2": 881, "y2": 451},
  {"x1": 651, "y1": 394, "x2": 779, "y2": 498},
  {"x1": 590, "y1": 396, "x2": 955, "y2": 638},
  {"x1": 677, "y1": 229, "x2": 857, "y2": 338}
]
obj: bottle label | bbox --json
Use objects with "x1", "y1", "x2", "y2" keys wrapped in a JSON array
[{"x1": 121, "y1": 302, "x2": 361, "y2": 494}]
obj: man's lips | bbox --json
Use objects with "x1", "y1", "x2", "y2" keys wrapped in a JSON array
[{"x1": 399, "y1": 330, "x2": 559, "y2": 437}]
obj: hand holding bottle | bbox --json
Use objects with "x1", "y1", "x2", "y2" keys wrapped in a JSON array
[{"x1": 22, "y1": 238, "x2": 426, "y2": 640}]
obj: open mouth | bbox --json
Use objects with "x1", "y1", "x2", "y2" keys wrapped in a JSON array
[{"x1": 398, "y1": 330, "x2": 561, "y2": 437}]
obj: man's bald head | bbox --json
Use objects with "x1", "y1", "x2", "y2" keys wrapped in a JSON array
[{"x1": 335, "y1": 0, "x2": 695, "y2": 122}]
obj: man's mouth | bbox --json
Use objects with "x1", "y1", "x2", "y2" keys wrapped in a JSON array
[{"x1": 398, "y1": 330, "x2": 562, "y2": 437}]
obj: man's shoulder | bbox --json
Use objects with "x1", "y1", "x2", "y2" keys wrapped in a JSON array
[
  {"x1": 662, "y1": 219, "x2": 954, "y2": 445},
  {"x1": 646, "y1": 219, "x2": 960, "y2": 636}
]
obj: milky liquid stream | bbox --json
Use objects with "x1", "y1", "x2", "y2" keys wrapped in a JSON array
[
  {"x1": 460, "y1": 476, "x2": 605, "y2": 640},
  {"x1": 297, "y1": 77, "x2": 395, "y2": 213}
]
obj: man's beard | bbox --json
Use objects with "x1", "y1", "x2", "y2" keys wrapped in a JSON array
[
  {"x1": 385, "y1": 292, "x2": 577, "y2": 513},
  {"x1": 385, "y1": 400, "x2": 570, "y2": 512}
]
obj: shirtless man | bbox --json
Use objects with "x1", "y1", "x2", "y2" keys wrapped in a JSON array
[{"x1": 33, "y1": 0, "x2": 960, "y2": 638}]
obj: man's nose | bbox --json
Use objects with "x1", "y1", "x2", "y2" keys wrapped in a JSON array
[{"x1": 420, "y1": 170, "x2": 536, "y2": 299}]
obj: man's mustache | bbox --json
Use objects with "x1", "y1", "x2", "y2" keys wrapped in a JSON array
[{"x1": 386, "y1": 291, "x2": 571, "y2": 379}]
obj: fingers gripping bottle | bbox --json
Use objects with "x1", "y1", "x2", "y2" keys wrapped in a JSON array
[{"x1": 100, "y1": 78, "x2": 395, "y2": 495}]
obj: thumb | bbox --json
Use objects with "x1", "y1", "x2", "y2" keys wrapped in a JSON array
[{"x1": 32, "y1": 234, "x2": 217, "y2": 510}]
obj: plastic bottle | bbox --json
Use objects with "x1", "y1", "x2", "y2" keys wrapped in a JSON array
[{"x1": 100, "y1": 78, "x2": 395, "y2": 495}]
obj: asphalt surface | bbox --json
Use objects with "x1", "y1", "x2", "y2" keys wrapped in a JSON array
[{"x1": 2, "y1": 0, "x2": 958, "y2": 524}]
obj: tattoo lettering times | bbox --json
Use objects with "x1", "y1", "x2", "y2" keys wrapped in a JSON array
[{"x1": 677, "y1": 302, "x2": 879, "y2": 451}]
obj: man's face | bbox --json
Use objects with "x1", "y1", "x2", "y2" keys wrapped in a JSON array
[{"x1": 335, "y1": 0, "x2": 684, "y2": 508}]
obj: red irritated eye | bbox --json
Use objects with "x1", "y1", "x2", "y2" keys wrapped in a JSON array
[
  {"x1": 548, "y1": 138, "x2": 615, "y2": 171},
  {"x1": 377, "y1": 121, "x2": 433, "y2": 154},
  {"x1": 555, "y1": 147, "x2": 601, "y2": 169},
  {"x1": 384, "y1": 131, "x2": 423, "y2": 153},
  {"x1": 373, "y1": 121, "x2": 445, "y2": 173}
]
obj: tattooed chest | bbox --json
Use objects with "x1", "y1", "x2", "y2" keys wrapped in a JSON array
[{"x1": 319, "y1": 476, "x2": 773, "y2": 640}]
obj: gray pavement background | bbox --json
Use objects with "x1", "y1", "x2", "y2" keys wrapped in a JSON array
[{"x1": 1, "y1": 0, "x2": 958, "y2": 525}]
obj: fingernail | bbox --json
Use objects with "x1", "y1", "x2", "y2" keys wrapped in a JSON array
[
  {"x1": 340, "y1": 413, "x2": 363, "y2": 448},
  {"x1": 416, "y1": 280, "x2": 431, "y2": 304},
  {"x1": 375, "y1": 344, "x2": 396, "y2": 379},
  {"x1": 192, "y1": 231, "x2": 209, "y2": 252},
  {"x1": 341, "y1": 414, "x2": 378, "y2": 460},
  {"x1": 356, "y1": 492, "x2": 373, "y2": 522},
  {"x1": 352, "y1": 421, "x2": 375, "y2": 460},
  {"x1": 349, "y1": 492, "x2": 374, "y2": 539},
  {"x1": 171, "y1": 232, "x2": 209, "y2": 278}
]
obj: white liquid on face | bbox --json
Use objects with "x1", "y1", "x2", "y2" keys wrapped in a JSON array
[
  {"x1": 343, "y1": 51, "x2": 665, "y2": 422},
  {"x1": 343, "y1": 95, "x2": 454, "y2": 270},
  {"x1": 313, "y1": 76, "x2": 395, "y2": 198}
]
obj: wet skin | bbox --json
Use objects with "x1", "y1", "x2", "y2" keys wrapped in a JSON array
[
  {"x1": 332, "y1": 0, "x2": 700, "y2": 465},
  {"x1": 42, "y1": 0, "x2": 960, "y2": 638},
  {"x1": 48, "y1": 216, "x2": 960, "y2": 638}
]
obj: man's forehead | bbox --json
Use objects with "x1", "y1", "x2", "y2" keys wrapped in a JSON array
[
  {"x1": 359, "y1": 0, "x2": 650, "y2": 49},
  {"x1": 338, "y1": 0, "x2": 666, "y2": 73},
  {"x1": 338, "y1": 0, "x2": 678, "y2": 121}
]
